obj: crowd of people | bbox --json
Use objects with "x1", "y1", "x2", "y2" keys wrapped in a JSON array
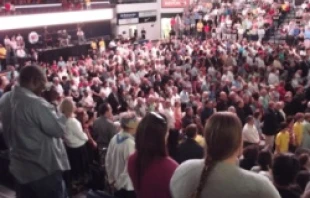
[{"x1": 2, "y1": 0, "x2": 310, "y2": 198}]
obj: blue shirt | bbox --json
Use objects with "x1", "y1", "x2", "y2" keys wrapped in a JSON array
[
  {"x1": 305, "y1": 30, "x2": 310, "y2": 39},
  {"x1": 0, "y1": 86, "x2": 70, "y2": 184}
]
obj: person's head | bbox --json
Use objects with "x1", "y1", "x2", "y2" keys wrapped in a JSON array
[
  {"x1": 135, "y1": 112, "x2": 168, "y2": 188},
  {"x1": 193, "y1": 112, "x2": 243, "y2": 197},
  {"x1": 295, "y1": 113, "x2": 304, "y2": 123},
  {"x1": 253, "y1": 110, "x2": 261, "y2": 119},
  {"x1": 246, "y1": 116, "x2": 254, "y2": 125},
  {"x1": 185, "y1": 124, "x2": 198, "y2": 139},
  {"x1": 205, "y1": 100, "x2": 212, "y2": 108},
  {"x1": 243, "y1": 144, "x2": 259, "y2": 162},
  {"x1": 119, "y1": 111, "x2": 139, "y2": 135},
  {"x1": 60, "y1": 98, "x2": 75, "y2": 117},
  {"x1": 228, "y1": 106, "x2": 236, "y2": 114},
  {"x1": 272, "y1": 154, "x2": 300, "y2": 186},
  {"x1": 99, "y1": 102, "x2": 112, "y2": 118},
  {"x1": 297, "y1": 171, "x2": 310, "y2": 192},
  {"x1": 76, "y1": 110, "x2": 88, "y2": 125},
  {"x1": 185, "y1": 107, "x2": 193, "y2": 116},
  {"x1": 219, "y1": 91, "x2": 227, "y2": 100},
  {"x1": 19, "y1": 65, "x2": 47, "y2": 96},
  {"x1": 257, "y1": 149, "x2": 272, "y2": 171},
  {"x1": 269, "y1": 101, "x2": 275, "y2": 110}
]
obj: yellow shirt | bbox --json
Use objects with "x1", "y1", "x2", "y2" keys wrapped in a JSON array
[
  {"x1": 91, "y1": 41, "x2": 97, "y2": 50},
  {"x1": 99, "y1": 40, "x2": 105, "y2": 49},
  {"x1": 197, "y1": 22, "x2": 203, "y2": 32},
  {"x1": 0, "y1": 47, "x2": 6, "y2": 59},
  {"x1": 195, "y1": 135, "x2": 205, "y2": 147},
  {"x1": 275, "y1": 131, "x2": 289, "y2": 153},
  {"x1": 293, "y1": 122, "x2": 303, "y2": 146}
]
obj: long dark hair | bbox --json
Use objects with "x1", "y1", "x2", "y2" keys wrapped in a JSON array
[
  {"x1": 257, "y1": 149, "x2": 272, "y2": 171},
  {"x1": 135, "y1": 112, "x2": 169, "y2": 190},
  {"x1": 192, "y1": 112, "x2": 242, "y2": 198}
]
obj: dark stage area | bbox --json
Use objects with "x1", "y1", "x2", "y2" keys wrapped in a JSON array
[{"x1": 38, "y1": 43, "x2": 90, "y2": 63}]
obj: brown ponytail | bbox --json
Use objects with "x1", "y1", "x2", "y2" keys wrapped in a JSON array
[
  {"x1": 190, "y1": 112, "x2": 242, "y2": 198},
  {"x1": 191, "y1": 157, "x2": 217, "y2": 198}
]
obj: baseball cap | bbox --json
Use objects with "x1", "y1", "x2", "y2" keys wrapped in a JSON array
[{"x1": 120, "y1": 112, "x2": 139, "y2": 131}]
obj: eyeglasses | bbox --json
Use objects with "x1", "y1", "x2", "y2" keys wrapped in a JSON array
[{"x1": 149, "y1": 111, "x2": 167, "y2": 125}]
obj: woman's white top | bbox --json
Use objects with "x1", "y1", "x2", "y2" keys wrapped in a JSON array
[
  {"x1": 170, "y1": 160, "x2": 280, "y2": 198},
  {"x1": 64, "y1": 118, "x2": 88, "y2": 148},
  {"x1": 242, "y1": 123, "x2": 260, "y2": 144},
  {"x1": 258, "y1": 28, "x2": 265, "y2": 35}
]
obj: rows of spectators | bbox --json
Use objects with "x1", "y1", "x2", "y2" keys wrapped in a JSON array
[{"x1": 2, "y1": 0, "x2": 310, "y2": 198}]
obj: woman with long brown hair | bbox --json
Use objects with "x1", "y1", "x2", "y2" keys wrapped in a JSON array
[
  {"x1": 128, "y1": 112, "x2": 178, "y2": 198},
  {"x1": 170, "y1": 112, "x2": 280, "y2": 198}
]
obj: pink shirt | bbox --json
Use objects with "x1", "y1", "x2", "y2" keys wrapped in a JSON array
[{"x1": 128, "y1": 152, "x2": 178, "y2": 198}]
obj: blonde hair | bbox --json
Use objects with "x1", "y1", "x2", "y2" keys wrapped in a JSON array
[{"x1": 60, "y1": 98, "x2": 75, "y2": 117}]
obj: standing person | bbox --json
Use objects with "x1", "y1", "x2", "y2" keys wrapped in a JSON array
[
  {"x1": 293, "y1": 113, "x2": 304, "y2": 148},
  {"x1": 0, "y1": 66, "x2": 69, "y2": 198},
  {"x1": 128, "y1": 112, "x2": 178, "y2": 198},
  {"x1": 301, "y1": 113, "x2": 310, "y2": 149},
  {"x1": 170, "y1": 112, "x2": 280, "y2": 198},
  {"x1": 196, "y1": 20, "x2": 204, "y2": 39},
  {"x1": 262, "y1": 102, "x2": 279, "y2": 150},
  {"x1": 60, "y1": 98, "x2": 89, "y2": 182},
  {"x1": 141, "y1": 28, "x2": 146, "y2": 40},
  {"x1": 272, "y1": 154, "x2": 302, "y2": 198},
  {"x1": 92, "y1": 102, "x2": 117, "y2": 149},
  {"x1": 177, "y1": 124, "x2": 204, "y2": 164},
  {"x1": 275, "y1": 122, "x2": 290, "y2": 154},
  {"x1": 77, "y1": 27, "x2": 85, "y2": 44},
  {"x1": 242, "y1": 116, "x2": 260, "y2": 147},
  {"x1": 200, "y1": 100, "x2": 214, "y2": 126},
  {"x1": 105, "y1": 112, "x2": 139, "y2": 198}
]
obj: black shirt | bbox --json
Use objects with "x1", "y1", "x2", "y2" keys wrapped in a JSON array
[
  {"x1": 276, "y1": 185, "x2": 301, "y2": 198},
  {"x1": 177, "y1": 138, "x2": 204, "y2": 164}
]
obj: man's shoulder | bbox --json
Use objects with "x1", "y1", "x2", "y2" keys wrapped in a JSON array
[{"x1": 94, "y1": 117, "x2": 114, "y2": 125}]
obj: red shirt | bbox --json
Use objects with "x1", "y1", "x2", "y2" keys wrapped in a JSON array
[
  {"x1": 170, "y1": 18, "x2": 176, "y2": 27},
  {"x1": 277, "y1": 85, "x2": 286, "y2": 100},
  {"x1": 51, "y1": 64, "x2": 58, "y2": 72},
  {"x1": 204, "y1": 25, "x2": 210, "y2": 33},
  {"x1": 128, "y1": 152, "x2": 178, "y2": 198},
  {"x1": 4, "y1": 3, "x2": 11, "y2": 11}
]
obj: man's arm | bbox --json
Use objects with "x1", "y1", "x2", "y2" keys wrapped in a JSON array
[
  {"x1": 108, "y1": 123, "x2": 117, "y2": 143},
  {"x1": 33, "y1": 99, "x2": 67, "y2": 138}
]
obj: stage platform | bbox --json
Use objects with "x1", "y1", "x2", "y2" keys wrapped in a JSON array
[{"x1": 38, "y1": 42, "x2": 91, "y2": 63}]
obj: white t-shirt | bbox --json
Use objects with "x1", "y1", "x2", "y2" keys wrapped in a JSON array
[
  {"x1": 161, "y1": 107, "x2": 176, "y2": 129},
  {"x1": 55, "y1": 83, "x2": 64, "y2": 96},
  {"x1": 258, "y1": 29, "x2": 265, "y2": 35},
  {"x1": 242, "y1": 123, "x2": 260, "y2": 144},
  {"x1": 4, "y1": 38, "x2": 10, "y2": 46},
  {"x1": 268, "y1": 72, "x2": 279, "y2": 86},
  {"x1": 105, "y1": 132, "x2": 135, "y2": 191},
  {"x1": 64, "y1": 118, "x2": 88, "y2": 148}
]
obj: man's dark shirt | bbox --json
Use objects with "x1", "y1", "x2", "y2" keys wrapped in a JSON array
[
  {"x1": 177, "y1": 138, "x2": 204, "y2": 164},
  {"x1": 182, "y1": 115, "x2": 194, "y2": 129}
]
